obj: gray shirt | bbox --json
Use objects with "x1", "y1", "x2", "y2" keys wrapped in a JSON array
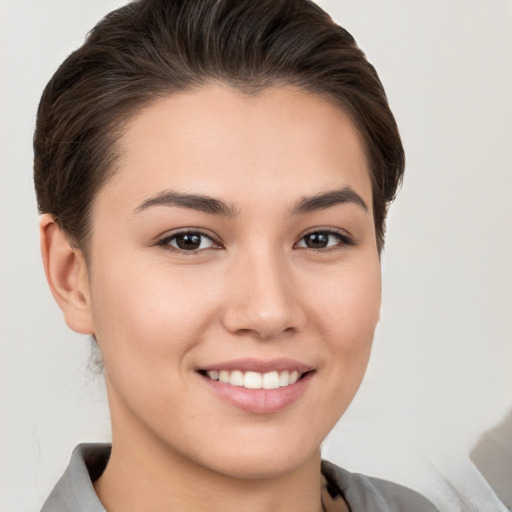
[{"x1": 40, "y1": 444, "x2": 439, "y2": 511}]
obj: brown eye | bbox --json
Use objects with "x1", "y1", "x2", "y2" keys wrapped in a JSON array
[
  {"x1": 296, "y1": 230, "x2": 352, "y2": 250},
  {"x1": 304, "y1": 232, "x2": 330, "y2": 249},
  {"x1": 161, "y1": 232, "x2": 216, "y2": 251},
  {"x1": 175, "y1": 233, "x2": 202, "y2": 250}
]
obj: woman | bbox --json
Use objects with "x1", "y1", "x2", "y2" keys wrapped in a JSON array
[{"x1": 34, "y1": 0, "x2": 439, "y2": 510}]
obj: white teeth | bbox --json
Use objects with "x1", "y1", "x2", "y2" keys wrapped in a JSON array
[
  {"x1": 244, "y1": 371, "x2": 262, "y2": 389},
  {"x1": 205, "y1": 369, "x2": 304, "y2": 389},
  {"x1": 229, "y1": 370, "x2": 244, "y2": 387},
  {"x1": 262, "y1": 371, "x2": 280, "y2": 389},
  {"x1": 279, "y1": 370, "x2": 290, "y2": 387}
]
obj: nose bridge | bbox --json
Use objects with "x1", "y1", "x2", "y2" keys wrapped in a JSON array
[{"x1": 222, "y1": 241, "x2": 303, "y2": 339}]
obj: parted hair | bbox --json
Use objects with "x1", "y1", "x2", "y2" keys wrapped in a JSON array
[{"x1": 34, "y1": 0, "x2": 404, "y2": 254}]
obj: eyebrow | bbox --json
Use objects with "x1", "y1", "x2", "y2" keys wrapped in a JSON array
[
  {"x1": 291, "y1": 187, "x2": 368, "y2": 214},
  {"x1": 134, "y1": 186, "x2": 368, "y2": 217},
  {"x1": 135, "y1": 191, "x2": 238, "y2": 217}
]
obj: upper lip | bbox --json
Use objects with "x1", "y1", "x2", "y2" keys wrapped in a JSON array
[{"x1": 198, "y1": 358, "x2": 313, "y2": 374}]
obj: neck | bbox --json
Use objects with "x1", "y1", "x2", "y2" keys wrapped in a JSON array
[
  {"x1": 94, "y1": 408, "x2": 324, "y2": 512},
  {"x1": 94, "y1": 438, "x2": 324, "y2": 512}
]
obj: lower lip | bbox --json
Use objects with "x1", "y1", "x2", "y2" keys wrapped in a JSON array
[{"x1": 199, "y1": 372, "x2": 314, "y2": 414}]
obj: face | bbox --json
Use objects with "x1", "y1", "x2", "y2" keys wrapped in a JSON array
[{"x1": 84, "y1": 84, "x2": 381, "y2": 479}]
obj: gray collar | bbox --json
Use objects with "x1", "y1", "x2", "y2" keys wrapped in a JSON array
[{"x1": 40, "y1": 443, "x2": 439, "y2": 512}]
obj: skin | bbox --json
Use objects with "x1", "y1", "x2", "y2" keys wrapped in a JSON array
[{"x1": 41, "y1": 84, "x2": 381, "y2": 512}]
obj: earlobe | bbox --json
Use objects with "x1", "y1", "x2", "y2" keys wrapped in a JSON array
[{"x1": 39, "y1": 214, "x2": 94, "y2": 335}]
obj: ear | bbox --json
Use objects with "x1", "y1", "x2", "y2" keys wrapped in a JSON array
[{"x1": 39, "y1": 214, "x2": 94, "y2": 334}]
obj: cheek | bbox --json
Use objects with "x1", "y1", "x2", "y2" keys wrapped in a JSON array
[
  {"x1": 86, "y1": 259, "x2": 221, "y2": 424},
  {"x1": 310, "y1": 257, "x2": 381, "y2": 390},
  {"x1": 88, "y1": 257, "x2": 223, "y2": 365},
  {"x1": 313, "y1": 256, "x2": 381, "y2": 341}
]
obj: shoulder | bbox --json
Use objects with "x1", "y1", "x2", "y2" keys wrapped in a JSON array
[
  {"x1": 322, "y1": 460, "x2": 440, "y2": 512},
  {"x1": 40, "y1": 444, "x2": 110, "y2": 512},
  {"x1": 42, "y1": 447, "x2": 439, "y2": 512}
]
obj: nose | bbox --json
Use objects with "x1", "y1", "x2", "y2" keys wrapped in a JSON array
[{"x1": 221, "y1": 248, "x2": 306, "y2": 340}]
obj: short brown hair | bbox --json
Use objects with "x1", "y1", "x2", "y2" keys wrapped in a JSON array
[{"x1": 34, "y1": 0, "x2": 404, "y2": 254}]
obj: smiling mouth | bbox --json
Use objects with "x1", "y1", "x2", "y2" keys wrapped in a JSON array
[
  {"x1": 197, "y1": 361, "x2": 315, "y2": 413},
  {"x1": 199, "y1": 369, "x2": 307, "y2": 390}
]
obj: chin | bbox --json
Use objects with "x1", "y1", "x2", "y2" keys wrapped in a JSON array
[
  {"x1": 178, "y1": 425, "x2": 325, "y2": 481},
  {"x1": 205, "y1": 447, "x2": 320, "y2": 480}
]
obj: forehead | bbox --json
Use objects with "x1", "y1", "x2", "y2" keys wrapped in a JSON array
[{"x1": 101, "y1": 84, "x2": 372, "y2": 212}]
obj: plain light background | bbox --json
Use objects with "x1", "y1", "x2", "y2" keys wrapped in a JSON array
[{"x1": 1, "y1": 1, "x2": 511, "y2": 511}]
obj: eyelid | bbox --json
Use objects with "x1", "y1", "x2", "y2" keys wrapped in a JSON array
[
  {"x1": 294, "y1": 227, "x2": 355, "y2": 249},
  {"x1": 154, "y1": 227, "x2": 354, "y2": 252},
  {"x1": 156, "y1": 228, "x2": 223, "y2": 251}
]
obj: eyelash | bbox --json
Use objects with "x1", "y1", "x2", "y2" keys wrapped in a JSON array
[
  {"x1": 156, "y1": 228, "x2": 354, "y2": 253},
  {"x1": 156, "y1": 229, "x2": 221, "y2": 253},
  {"x1": 295, "y1": 229, "x2": 354, "y2": 250}
]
